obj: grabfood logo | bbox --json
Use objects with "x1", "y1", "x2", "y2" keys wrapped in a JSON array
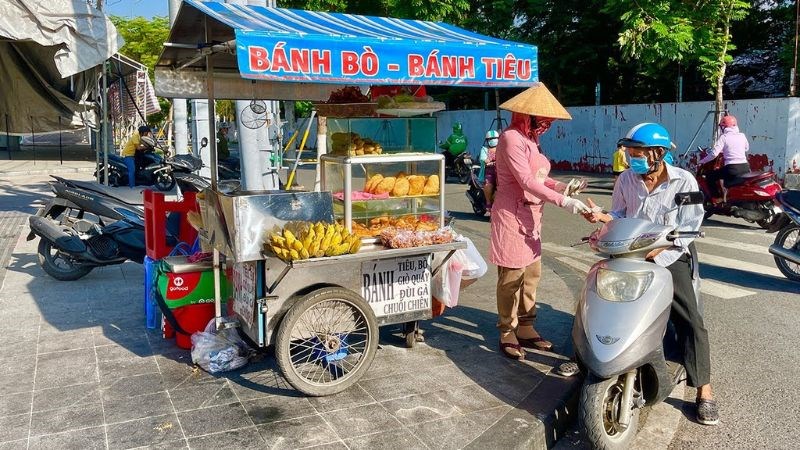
[{"x1": 166, "y1": 272, "x2": 201, "y2": 299}]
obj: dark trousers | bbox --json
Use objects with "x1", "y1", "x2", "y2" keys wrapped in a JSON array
[
  {"x1": 706, "y1": 162, "x2": 750, "y2": 198},
  {"x1": 665, "y1": 249, "x2": 711, "y2": 388}
]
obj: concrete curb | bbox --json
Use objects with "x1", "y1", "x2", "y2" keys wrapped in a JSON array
[
  {"x1": 632, "y1": 381, "x2": 686, "y2": 449},
  {"x1": 0, "y1": 166, "x2": 95, "y2": 177}
]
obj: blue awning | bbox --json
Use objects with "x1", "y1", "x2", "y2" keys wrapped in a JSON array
[{"x1": 175, "y1": 0, "x2": 538, "y2": 88}]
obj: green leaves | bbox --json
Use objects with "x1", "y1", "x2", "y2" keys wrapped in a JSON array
[{"x1": 110, "y1": 16, "x2": 170, "y2": 73}]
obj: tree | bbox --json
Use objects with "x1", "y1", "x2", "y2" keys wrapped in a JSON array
[
  {"x1": 606, "y1": 0, "x2": 750, "y2": 127},
  {"x1": 109, "y1": 16, "x2": 171, "y2": 74}
]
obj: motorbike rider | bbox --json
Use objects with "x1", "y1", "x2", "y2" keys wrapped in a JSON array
[
  {"x1": 439, "y1": 122, "x2": 468, "y2": 171},
  {"x1": 586, "y1": 122, "x2": 719, "y2": 426},
  {"x1": 479, "y1": 129, "x2": 500, "y2": 210},
  {"x1": 698, "y1": 114, "x2": 750, "y2": 203},
  {"x1": 121, "y1": 125, "x2": 153, "y2": 188}
]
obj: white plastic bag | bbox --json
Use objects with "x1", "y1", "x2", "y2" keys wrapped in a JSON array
[
  {"x1": 453, "y1": 238, "x2": 488, "y2": 280},
  {"x1": 432, "y1": 258, "x2": 463, "y2": 308},
  {"x1": 191, "y1": 317, "x2": 251, "y2": 373}
]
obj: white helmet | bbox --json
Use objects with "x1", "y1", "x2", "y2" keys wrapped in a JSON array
[{"x1": 485, "y1": 130, "x2": 499, "y2": 147}]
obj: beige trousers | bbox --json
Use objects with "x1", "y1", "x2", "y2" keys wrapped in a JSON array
[{"x1": 496, "y1": 261, "x2": 542, "y2": 333}]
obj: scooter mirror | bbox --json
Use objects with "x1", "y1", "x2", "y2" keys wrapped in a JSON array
[
  {"x1": 200, "y1": 137, "x2": 209, "y2": 148},
  {"x1": 674, "y1": 191, "x2": 704, "y2": 206}
]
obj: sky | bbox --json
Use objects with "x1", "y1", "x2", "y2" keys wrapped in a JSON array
[{"x1": 105, "y1": 0, "x2": 170, "y2": 19}]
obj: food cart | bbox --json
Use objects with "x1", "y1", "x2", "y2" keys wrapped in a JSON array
[{"x1": 155, "y1": 0, "x2": 539, "y2": 396}]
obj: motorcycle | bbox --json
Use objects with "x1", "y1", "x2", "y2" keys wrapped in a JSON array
[
  {"x1": 695, "y1": 149, "x2": 782, "y2": 229},
  {"x1": 465, "y1": 164, "x2": 488, "y2": 216},
  {"x1": 572, "y1": 191, "x2": 705, "y2": 449},
  {"x1": 95, "y1": 138, "x2": 203, "y2": 191},
  {"x1": 767, "y1": 190, "x2": 800, "y2": 282}
]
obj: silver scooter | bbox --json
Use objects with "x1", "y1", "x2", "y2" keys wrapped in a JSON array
[{"x1": 572, "y1": 191, "x2": 704, "y2": 449}]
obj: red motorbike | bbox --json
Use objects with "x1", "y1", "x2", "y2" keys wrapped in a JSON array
[{"x1": 695, "y1": 149, "x2": 782, "y2": 229}]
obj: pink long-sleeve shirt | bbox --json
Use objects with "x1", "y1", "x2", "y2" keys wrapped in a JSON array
[
  {"x1": 699, "y1": 126, "x2": 749, "y2": 165},
  {"x1": 489, "y1": 129, "x2": 566, "y2": 269}
]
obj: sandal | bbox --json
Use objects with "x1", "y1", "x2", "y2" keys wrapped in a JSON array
[
  {"x1": 499, "y1": 342, "x2": 525, "y2": 360},
  {"x1": 517, "y1": 336, "x2": 553, "y2": 351},
  {"x1": 696, "y1": 398, "x2": 719, "y2": 426}
]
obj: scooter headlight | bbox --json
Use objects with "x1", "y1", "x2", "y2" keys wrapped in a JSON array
[{"x1": 595, "y1": 269, "x2": 654, "y2": 302}]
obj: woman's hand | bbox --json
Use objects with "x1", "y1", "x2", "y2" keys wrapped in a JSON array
[
  {"x1": 646, "y1": 248, "x2": 665, "y2": 260},
  {"x1": 584, "y1": 198, "x2": 612, "y2": 223}
]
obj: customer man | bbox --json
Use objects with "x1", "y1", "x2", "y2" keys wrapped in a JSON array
[
  {"x1": 586, "y1": 122, "x2": 719, "y2": 426},
  {"x1": 121, "y1": 126, "x2": 153, "y2": 188}
]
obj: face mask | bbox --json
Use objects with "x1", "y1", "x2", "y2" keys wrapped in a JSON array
[
  {"x1": 629, "y1": 156, "x2": 651, "y2": 174},
  {"x1": 487, "y1": 138, "x2": 498, "y2": 147},
  {"x1": 663, "y1": 152, "x2": 674, "y2": 165}
]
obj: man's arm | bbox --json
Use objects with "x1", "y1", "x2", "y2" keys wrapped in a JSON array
[{"x1": 698, "y1": 136, "x2": 724, "y2": 165}]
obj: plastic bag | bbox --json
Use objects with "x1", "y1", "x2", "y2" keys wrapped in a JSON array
[
  {"x1": 432, "y1": 258, "x2": 463, "y2": 308},
  {"x1": 452, "y1": 238, "x2": 488, "y2": 280},
  {"x1": 191, "y1": 317, "x2": 251, "y2": 373}
]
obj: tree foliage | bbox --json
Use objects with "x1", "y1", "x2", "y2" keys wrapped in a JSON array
[
  {"x1": 109, "y1": 15, "x2": 171, "y2": 73},
  {"x1": 605, "y1": 0, "x2": 750, "y2": 113}
]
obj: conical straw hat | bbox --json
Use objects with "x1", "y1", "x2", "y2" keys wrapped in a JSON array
[{"x1": 499, "y1": 82, "x2": 572, "y2": 120}]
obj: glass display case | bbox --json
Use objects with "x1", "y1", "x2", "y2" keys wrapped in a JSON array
[
  {"x1": 326, "y1": 117, "x2": 437, "y2": 156},
  {"x1": 319, "y1": 153, "x2": 446, "y2": 237}
]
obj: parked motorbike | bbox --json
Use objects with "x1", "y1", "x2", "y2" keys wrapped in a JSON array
[
  {"x1": 465, "y1": 164, "x2": 488, "y2": 216},
  {"x1": 94, "y1": 138, "x2": 203, "y2": 191},
  {"x1": 572, "y1": 191, "x2": 705, "y2": 449},
  {"x1": 767, "y1": 190, "x2": 800, "y2": 282},
  {"x1": 695, "y1": 149, "x2": 782, "y2": 229}
]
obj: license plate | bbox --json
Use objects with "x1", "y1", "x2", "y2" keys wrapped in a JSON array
[{"x1": 361, "y1": 255, "x2": 432, "y2": 318}]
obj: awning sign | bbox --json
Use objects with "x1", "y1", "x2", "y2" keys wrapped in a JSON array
[{"x1": 235, "y1": 34, "x2": 538, "y2": 87}]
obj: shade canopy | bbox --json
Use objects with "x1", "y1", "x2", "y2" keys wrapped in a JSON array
[{"x1": 155, "y1": 0, "x2": 539, "y2": 100}]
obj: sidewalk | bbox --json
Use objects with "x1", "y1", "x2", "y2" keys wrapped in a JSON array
[{"x1": 0, "y1": 224, "x2": 582, "y2": 449}]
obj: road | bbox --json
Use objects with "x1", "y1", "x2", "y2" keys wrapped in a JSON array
[
  {"x1": 1, "y1": 172, "x2": 798, "y2": 449},
  {"x1": 445, "y1": 178, "x2": 800, "y2": 450}
]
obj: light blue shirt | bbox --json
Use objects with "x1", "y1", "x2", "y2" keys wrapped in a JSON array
[{"x1": 609, "y1": 164, "x2": 704, "y2": 267}]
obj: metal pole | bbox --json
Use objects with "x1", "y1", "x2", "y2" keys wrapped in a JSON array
[
  {"x1": 102, "y1": 61, "x2": 109, "y2": 185},
  {"x1": 494, "y1": 89, "x2": 501, "y2": 130},
  {"x1": 204, "y1": 15, "x2": 223, "y2": 330},
  {"x1": 58, "y1": 116, "x2": 63, "y2": 165},
  {"x1": 793, "y1": 0, "x2": 799, "y2": 96},
  {"x1": 5, "y1": 114, "x2": 11, "y2": 160},
  {"x1": 29, "y1": 116, "x2": 35, "y2": 165}
]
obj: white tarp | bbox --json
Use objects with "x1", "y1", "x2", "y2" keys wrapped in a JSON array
[{"x1": 0, "y1": 0, "x2": 123, "y2": 77}]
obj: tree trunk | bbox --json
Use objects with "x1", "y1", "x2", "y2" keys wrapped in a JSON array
[{"x1": 712, "y1": 20, "x2": 731, "y2": 143}]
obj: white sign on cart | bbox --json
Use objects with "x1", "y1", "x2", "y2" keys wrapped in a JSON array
[
  {"x1": 232, "y1": 262, "x2": 256, "y2": 328},
  {"x1": 361, "y1": 255, "x2": 432, "y2": 317}
]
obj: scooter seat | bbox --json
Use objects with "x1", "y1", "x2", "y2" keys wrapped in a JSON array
[
  {"x1": 70, "y1": 180, "x2": 145, "y2": 205},
  {"x1": 779, "y1": 190, "x2": 800, "y2": 212},
  {"x1": 724, "y1": 171, "x2": 771, "y2": 188}
]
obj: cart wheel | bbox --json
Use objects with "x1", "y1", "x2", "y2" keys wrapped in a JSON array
[{"x1": 275, "y1": 287, "x2": 379, "y2": 396}]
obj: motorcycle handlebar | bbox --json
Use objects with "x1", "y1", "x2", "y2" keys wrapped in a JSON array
[{"x1": 667, "y1": 231, "x2": 705, "y2": 240}]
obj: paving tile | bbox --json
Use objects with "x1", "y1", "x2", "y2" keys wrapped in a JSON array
[
  {"x1": 324, "y1": 403, "x2": 402, "y2": 440},
  {"x1": 28, "y1": 426, "x2": 106, "y2": 450},
  {"x1": 106, "y1": 413, "x2": 185, "y2": 449},
  {"x1": 256, "y1": 415, "x2": 339, "y2": 449},
  {"x1": 0, "y1": 439, "x2": 27, "y2": 450},
  {"x1": 241, "y1": 395, "x2": 316, "y2": 425},
  {"x1": 0, "y1": 371, "x2": 34, "y2": 395},
  {"x1": 29, "y1": 404, "x2": 104, "y2": 436},
  {"x1": 187, "y1": 426, "x2": 266, "y2": 450},
  {"x1": 32, "y1": 382, "x2": 100, "y2": 412},
  {"x1": 307, "y1": 384, "x2": 375, "y2": 413},
  {"x1": 358, "y1": 371, "x2": 440, "y2": 402},
  {"x1": 177, "y1": 403, "x2": 252, "y2": 438},
  {"x1": 102, "y1": 373, "x2": 167, "y2": 400},
  {"x1": 0, "y1": 392, "x2": 32, "y2": 418},
  {"x1": 169, "y1": 381, "x2": 238, "y2": 412},
  {"x1": 95, "y1": 342, "x2": 154, "y2": 362},
  {"x1": 302, "y1": 441, "x2": 350, "y2": 450},
  {"x1": 409, "y1": 405, "x2": 512, "y2": 450},
  {"x1": 156, "y1": 354, "x2": 219, "y2": 390},
  {"x1": 98, "y1": 356, "x2": 159, "y2": 384},
  {"x1": 0, "y1": 413, "x2": 30, "y2": 443},
  {"x1": 227, "y1": 372, "x2": 297, "y2": 401},
  {"x1": 103, "y1": 391, "x2": 174, "y2": 424},
  {"x1": 381, "y1": 391, "x2": 461, "y2": 425},
  {"x1": 34, "y1": 348, "x2": 98, "y2": 388},
  {"x1": 37, "y1": 329, "x2": 94, "y2": 354},
  {"x1": 344, "y1": 428, "x2": 428, "y2": 450},
  {"x1": 0, "y1": 336, "x2": 37, "y2": 358},
  {"x1": 92, "y1": 329, "x2": 150, "y2": 348}
]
